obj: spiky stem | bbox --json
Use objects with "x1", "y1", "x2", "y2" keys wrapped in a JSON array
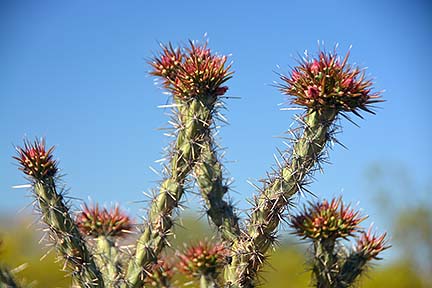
[
  {"x1": 313, "y1": 239, "x2": 338, "y2": 288},
  {"x1": 33, "y1": 179, "x2": 103, "y2": 287},
  {"x1": 335, "y1": 253, "x2": 367, "y2": 288},
  {"x1": 0, "y1": 266, "x2": 21, "y2": 288},
  {"x1": 95, "y1": 236, "x2": 121, "y2": 287},
  {"x1": 225, "y1": 109, "x2": 337, "y2": 286},
  {"x1": 194, "y1": 141, "x2": 240, "y2": 241},
  {"x1": 125, "y1": 97, "x2": 217, "y2": 288},
  {"x1": 200, "y1": 274, "x2": 219, "y2": 288}
]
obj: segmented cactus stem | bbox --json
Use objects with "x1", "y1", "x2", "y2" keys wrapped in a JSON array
[
  {"x1": 313, "y1": 239, "x2": 339, "y2": 288},
  {"x1": 335, "y1": 252, "x2": 367, "y2": 288},
  {"x1": 95, "y1": 236, "x2": 121, "y2": 287},
  {"x1": 33, "y1": 180, "x2": 104, "y2": 287},
  {"x1": 125, "y1": 97, "x2": 217, "y2": 287},
  {"x1": 225, "y1": 109, "x2": 337, "y2": 286},
  {"x1": 194, "y1": 141, "x2": 240, "y2": 240}
]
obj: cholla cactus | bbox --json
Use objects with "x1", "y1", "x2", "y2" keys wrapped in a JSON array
[
  {"x1": 290, "y1": 198, "x2": 389, "y2": 288},
  {"x1": 143, "y1": 259, "x2": 174, "y2": 288},
  {"x1": 8, "y1": 41, "x2": 388, "y2": 288},
  {"x1": 178, "y1": 241, "x2": 226, "y2": 286},
  {"x1": 290, "y1": 197, "x2": 366, "y2": 240},
  {"x1": 77, "y1": 204, "x2": 132, "y2": 238}
]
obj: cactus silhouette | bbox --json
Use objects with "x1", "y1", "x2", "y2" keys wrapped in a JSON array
[{"x1": 7, "y1": 40, "x2": 388, "y2": 288}]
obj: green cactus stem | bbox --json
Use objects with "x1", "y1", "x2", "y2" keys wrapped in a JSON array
[
  {"x1": 225, "y1": 109, "x2": 337, "y2": 286},
  {"x1": 124, "y1": 97, "x2": 218, "y2": 288},
  {"x1": 194, "y1": 141, "x2": 240, "y2": 241},
  {"x1": 33, "y1": 180, "x2": 104, "y2": 287},
  {"x1": 313, "y1": 239, "x2": 339, "y2": 288},
  {"x1": 95, "y1": 236, "x2": 121, "y2": 287},
  {"x1": 28, "y1": 181, "x2": 102, "y2": 287}
]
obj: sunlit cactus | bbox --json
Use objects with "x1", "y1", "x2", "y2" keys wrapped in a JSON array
[
  {"x1": 290, "y1": 198, "x2": 389, "y2": 288},
  {"x1": 6, "y1": 40, "x2": 389, "y2": 288}
]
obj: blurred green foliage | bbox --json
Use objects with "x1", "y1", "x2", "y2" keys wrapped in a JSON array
[{"x1": 1, "y1": 209, "x2": 430, "y2": 287}]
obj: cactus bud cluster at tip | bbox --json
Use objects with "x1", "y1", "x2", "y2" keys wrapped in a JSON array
[
  {"x1": 150, "y1": 41, "x2": 232, "y2": 100},
  {"x1": 76, "y1": 204, "x2": 132, "y2": 238},
  {"x1": 356, "y1": 226, "x2": 390, "y2": 260},
  {"x1": 177, "y1": 241, "x2": 227, "y2": 278},
  {"x1": 279, "y1": 50, "x2": 382, "y2": 115},
  {"x1": 14, "y1": 139, "x2": 58, "y2": 181},
  {"x1": 290, "y1": 197, "x2": 366, "y2": 240},
  {"x1": 144, "y1": 259, "x2": 174, "y2": 288}
]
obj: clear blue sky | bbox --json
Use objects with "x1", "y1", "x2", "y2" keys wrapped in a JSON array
[{"x1": 1, "y1": 0, "x2": 431, "y2": 237}]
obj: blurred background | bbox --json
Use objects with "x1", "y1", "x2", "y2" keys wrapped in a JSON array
[{"x1": 1, "y1": 0, "x2": 431, "y2": 287}]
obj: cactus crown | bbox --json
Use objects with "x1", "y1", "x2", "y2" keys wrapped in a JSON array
[
  {"x1": 356, "y1": 227, "x2": 390, "y2": 260},
  {"x1": 14, "y1": 139, "x2": 58, "y2": 181},
  {"x1": 279, "y1": 50, "x2": 382, "y2": 116},
  {"x1": 76, "y1": 204, "x2": 132, "y2": 238},
  {"x1": 177, "y1": 241, "x2": 227, "y2": 278},
  {"x1": 150, "y1": 41, "x2": 232, "y2": 101},
  {"x1": 290, "y1": 197, "x2": 367, "y2": 240}
]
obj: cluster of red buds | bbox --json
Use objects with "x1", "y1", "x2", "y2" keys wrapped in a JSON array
[
  {"x1": 279, "y1": 50, "x2": 381, "y2": 115},
  {"x1": 356, "y1": 226, "x2": 390, "y2": 260},
  {"x1": 144, "y1": 259, "x2": 174, "y2": 288},
  {"x1": 150, "y1": 41, "x2": 232, "y2": 100},
  {"x1": 14, "y1": 139, "x2": 58, "y2": 181},
  {"x1": 76, "y1": 204, "x2": 132, "y2": 237},
  {"x1": 177, "y1": 241, "x2": 227, "y2": 278},
  {"x1": 290, "y1": 198, "x2": 366, "y2": 240}
]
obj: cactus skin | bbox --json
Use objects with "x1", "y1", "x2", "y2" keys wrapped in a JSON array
[
  {"x1": 95, "y1": 236, "x2": 122, "y2": 287},
  {"x1": 194, "y1": 141, "x2": 240, "y2": 240}
]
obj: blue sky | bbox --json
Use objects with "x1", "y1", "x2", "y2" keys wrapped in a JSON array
[{"x1": 1, "y1": 0, "x2": 431, "y2": 240}]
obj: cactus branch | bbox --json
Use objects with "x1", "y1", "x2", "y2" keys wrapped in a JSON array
[
  {"x1": 313, "y1": 239, "x2": 339, "y2": 288},
  {"x1": 225, "y1": 109, "x2": 337, "y2": 286},
  {"x1": 95, "y1": 236, "x2": 121, "y2": 287},
  {"x1": 33, "y1": 180, "x2": 104, "y2": 287},
  {"x1": 125, "y1": 98, "x2": 216, "y2": 287},
  {"x1": 194, "y1": 141, "x2": 240, "y2": 240}
]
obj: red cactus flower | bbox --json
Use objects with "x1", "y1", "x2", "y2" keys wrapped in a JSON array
[
  {"x1": 14, "y1": 139, "x2": 58, "y2": 181},
  {"x1": 150, "y1": 41, "x2": 233, "y2": 100},
  {"x1": 356, "y1": 226, "x2": 390, "y2": 260},
  {"x1": 177, "y1": 241, "x2": 227, "y2": 278},
  {"x1": 290, "y1": 197, "x2": 367, "y2": 240},
  {"x1": 279, "y1": 49, "x2": 382, "y2": 115},
  {"x1": 144, "y1": 258, "x2": 174, "y2": 288},
  {"x1": 76, "y1": 204, "x2": 132, "y2": 237}
]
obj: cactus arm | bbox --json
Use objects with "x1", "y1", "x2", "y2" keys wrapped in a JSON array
[
  {"x1": 194, "y1": 141, "x2": 240, "y2": 241},
  {"x1": 33, "y1": 180, "x2": 104, "y2": 287},
  {"x1": 225, "y1": 109, "x2": 337, "y2": 286},
  {"x1": 95, "y1": 236, "x2": 121, "y2": 287},
  {"x1": 313, "y1": 239, "x2": 339, "y2": 288},
  {"x1": 335, "y1": 252, "x2": 367, "y2": 288},
  {"x1": 125, "y1": 98, "x2": 216, "y2": 288}
]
